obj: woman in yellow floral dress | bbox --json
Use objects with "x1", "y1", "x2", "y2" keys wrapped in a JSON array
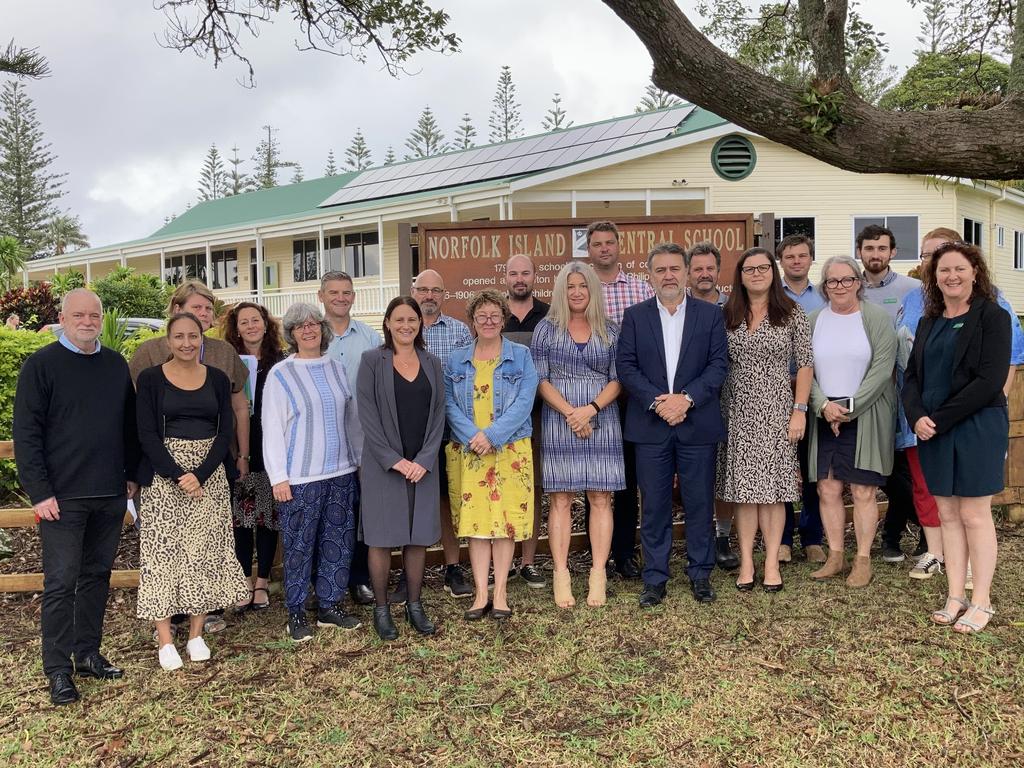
[{"x1": 444, "y1": 291, "x2": 539, "y2": 621}]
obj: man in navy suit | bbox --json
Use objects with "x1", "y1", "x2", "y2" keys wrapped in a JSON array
[{"x1": 617, "y1": 243, "x2": 729, "y2": 605}]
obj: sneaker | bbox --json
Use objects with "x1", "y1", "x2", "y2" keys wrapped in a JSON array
[
  {"x1": 965, "y1": 562, "x2": 974, "y2": 592},
  {"x1": 881, "y1": 543, "x2": 905, "y2": 563},
  {"x1": 158, "y1": 643, "x2": 183, "y2": 671},
  {"x1": 444, "y1": 564, "x2": 473, "y2": 598},
  {"x1": 912, "y1": 528, "x2": 927, "y2": 557},
  {"x1": 287, "y1": 611, "x2": 314, "y2": 643},
  {"x1": 317, "y1": 605, "x2": 362, "y2": 630},
  {"x1": 519, "y1": 564, "x2": 546, "y2": 589},
  {"x1": 185, "y1": 636, "x2": 211, "y2": 662},
  {"x1": 909, "y1": 552, "x2": 943, "y2": 580}
]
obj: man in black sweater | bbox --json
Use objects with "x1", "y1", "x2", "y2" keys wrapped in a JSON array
[{"x1": 13, "y1": 289, "x2": 140, "y2": 706}]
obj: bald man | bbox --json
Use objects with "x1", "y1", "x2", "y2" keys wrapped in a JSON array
[
  {"x1": 409, "y1": 269, "x2": 473, "y2": 599},
  {"x1": 504, "y1": 254, "x2": 550, "y2": 332}
]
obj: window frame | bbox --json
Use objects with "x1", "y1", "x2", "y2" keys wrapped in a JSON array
[
  {"x1": 1014, "y1": 231, "x2": 1024, "y2": 271},
  {"x1": 773, "y1": 216, "x2": 817, "y2": 256},
  {"x1": 850, "y1": 215, "x2": 919, "y2": 261},
  {"x1": 963, "y1": 217, "x2": 984, "y2": 247}
]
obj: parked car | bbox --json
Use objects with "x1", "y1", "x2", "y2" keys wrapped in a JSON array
[{"x1": 43, "y1": 317, "x2": 165, "y2": 338}]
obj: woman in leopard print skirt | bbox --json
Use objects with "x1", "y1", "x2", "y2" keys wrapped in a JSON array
[{"x1": 136, "y1": 313, "x2": 249, "y2": 671}]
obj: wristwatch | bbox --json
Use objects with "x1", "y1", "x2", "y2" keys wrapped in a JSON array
[
  {"x1": 681, "y1": 390, "x2": 695, "y2": 408},
  {"x1": 792, "y1": 403, "x2": 808, "y2": 413}
]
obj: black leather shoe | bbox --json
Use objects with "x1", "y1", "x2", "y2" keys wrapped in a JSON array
[
  {"x1": 349, "y1": 583, "x2": 374, "y2": 606},
  {"x1": 715, "y1": 536, "x2": 740, "y2": 570},
  {"x1": 735, "y1": 579, "x2": 755, "y2": 592},
  {"x1": 491, "y1": 607, "x2": 513, "y2": 620},
  {"x1": 638, "y1": 583, "x2": 666, "y2": 608},
  {"x1": 616, "y1": 556, "x2": 642, "y2": 580},
  {"x1": 690, "y1": 578, "x2": 717, "y2": 603},
  {"x1": 49, "y1": 673, "x2": 80, "y2": 705},
  {"x1": 763, "y1": 579, "x2": 784, "y2": 593},
  {"x1": 373, "y1": 605, "x2": 399, "y2": 641},
  {"x1": 405, "y1": 601, "x2": 436, "y2": 635},
  {"x1": 463, "y1": 602, "x2": 492, "y2": 621},
  {"x1": 75, "y1": 652, "x2": 123, "y2": 680}
]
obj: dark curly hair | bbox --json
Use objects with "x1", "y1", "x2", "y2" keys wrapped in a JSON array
[
  {"x1": 924, "y1": 241, "x2": 997, "y2": 318},
  {"x1": 221, "y1": 301, "x2": 285, "y2": 365}
]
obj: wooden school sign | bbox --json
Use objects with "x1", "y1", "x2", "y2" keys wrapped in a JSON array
[{"x1": 414, "y1": 214, "x2": 755, "y2": 318}]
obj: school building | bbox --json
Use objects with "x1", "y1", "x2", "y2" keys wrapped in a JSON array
[{"x1": 21, "y1": 103, "x2": 1024, "y2": 322}]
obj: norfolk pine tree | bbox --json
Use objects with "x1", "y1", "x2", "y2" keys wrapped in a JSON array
[
  {"x1": 198, "y1": 143, "x2": 227, "y2": 201},
  {"x1": 542, "y1": 93, "x2": 572, "y2": 130},
  {"x1": 225, "y1": 145, "x2": 251, "y2": 196},
  {"x1": 489, "y1": 65, "x2": 522, "y2": 142},
  {"x1": 251, "y1": 125, "x2": 295, "y2": 189},
  {"x1": 454, "y1": 113, "x2": 477, "y2": 149},
  {"x1": 345, "y1": 130, "x2": 373, "y2": 170},
  {"x1": 324, "y1": 149, "x2": 338, "y2": 176},
  {"x1": 0, "y1": 81, "x2": 64, "y2": 257},
  {"x1": 383, "y1": 146, "x2": 397, "y2": 165},
  {"x1": 405, "y1": 107, "x2": 447, "y2": 159}
]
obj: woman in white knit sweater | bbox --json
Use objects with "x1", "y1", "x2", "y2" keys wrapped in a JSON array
[{"x1": 262, "y1": 303, "x2": 363, "y2": 642}]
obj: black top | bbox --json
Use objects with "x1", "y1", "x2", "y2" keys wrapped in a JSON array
[
  {"x1": 135, "y1": 364, "x2": 236, "y2": 486},
  {"x1": 394, "y1": 366, "x2": 432, "y2": 460},
  {"x1": 248, "y1": 354, "x2": 282, "y2": 472},
  {"x1": 504, "y1": 298, "x2": 550, "y2": 333},
  {"x1": 13, "y1": 343, "x2": 140, "y2": 504},
  {"x1": 164, "y1": 374, "x2": 219, "y2": 439},
  {"x1": 904, "y1": 298, "x2": 1011, "y2": 435}
]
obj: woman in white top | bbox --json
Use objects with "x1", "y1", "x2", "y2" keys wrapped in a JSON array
[
  {"x1": 807, "y1": 256, "x2": 897, "y2": 588},
  {"x1": 263, "y1": 303, "x2": 362, "y2": 643}
]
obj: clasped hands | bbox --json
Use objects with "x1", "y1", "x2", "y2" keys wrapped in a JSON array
[
  {"x1": 914, "y1": 416, "x2": 937, "y2": 441},
  {"x1": 565, "y1": 404, "x2": 598, "y2": 439},
  {"x1": 177, "y1": 472, "x2": 203, "y2": 500},
  {"x1": 821, "y1": 401, "x2": 851, "y2": 437},
  {"x1": 654, "y1": 393, "x2": 691, "y2": 426},
  {"x1": 392, "y1": 458, "x2": 428, "y2": 482}
]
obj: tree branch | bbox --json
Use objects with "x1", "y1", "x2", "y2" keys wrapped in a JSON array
[
  {"x1": 796, "y1": 0, "x2": 849, "y2": 84},
  {"x1": 1009, "y1": 0, "x2": 1024, "y2": 94},
  {"x1": 602, "y1": 0, "x2": 1024, "y2": 179}
]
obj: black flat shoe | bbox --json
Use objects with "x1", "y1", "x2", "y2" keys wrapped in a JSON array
[
  {"x1": 463, "y1": 602, "x2": 492, "y2": 621},
  {"x1": 735, "y1": 580, "x2": 755, "y2": 592},
  {"x1": 616, "y1": 556, "x2": 643, "y2": 580},
  {"x1": 638, "y1": 583, "x2": 666, "y2": 608},
  {"x1": 75, "y1": 652, "x2": 123, "y2": 680},
  {"x1": 373, "y1": 605, "x2": 398, "y2": 641},
  {"x1": 49, "y1": 672, "x2": 80, "y2": 705},
  {"x1": 349, "y1": 583, "x2": 374, "y2": 606},
  {"x1": 251, "y1": 586, "x2": 271, "y2": 611},
  {"x1": 405, "y1": 601, "x2": 436, "y2": 635},
  {"x1": 763, "y1": 580, "x2": 784, "y2": 593},
  {"x1": 491, "y1": 607, "x2": 513, "y2": 620}
]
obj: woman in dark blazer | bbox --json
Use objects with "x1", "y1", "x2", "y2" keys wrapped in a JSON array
[
  {"x1": 903, "y1": 241, "x2": 1011, "y2": 634},
  {"x1": 357, "y1": 296, "x2": 446, "y2": 641}
]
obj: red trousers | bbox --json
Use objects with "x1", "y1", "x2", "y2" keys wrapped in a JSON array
[{"x1": 905, "y1": 446, "x2": 941, "y2": 527}]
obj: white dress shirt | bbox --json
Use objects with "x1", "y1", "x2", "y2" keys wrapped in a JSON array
[{"x1": 657, "y1": 296, "x2": 687, "y2": 393}]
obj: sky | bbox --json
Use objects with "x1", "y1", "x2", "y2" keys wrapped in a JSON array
[{"x1": 5, "y1": 0, "x2": 924, "y2": 249}]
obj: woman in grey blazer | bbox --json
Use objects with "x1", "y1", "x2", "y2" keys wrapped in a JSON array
[{"x1": 357, "y1": 296, "x2": 446, "y2": 641}]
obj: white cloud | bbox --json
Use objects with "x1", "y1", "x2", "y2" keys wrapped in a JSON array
[{"x1": 88, "y1": 151, "x2": 199, "y2": 219}]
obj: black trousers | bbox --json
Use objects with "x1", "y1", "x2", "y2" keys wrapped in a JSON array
[
  {"x1": 38, "y1": 496, "x2": 125, "y2": 676},
  {"x1": 584, "y1": 407, "x2": 640, "y2": 565},
  {"x1": 882, "y1": 450, "x2": 919, "y2": 546},
  {"x1": 233, "y1": 525, "x2": 279, "y2": 580}
]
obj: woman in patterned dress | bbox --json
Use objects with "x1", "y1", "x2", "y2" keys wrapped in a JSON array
[
  {"x1": 136, "y1": 313, "x2": 250, "y2": 671},
  {"x1": 445, "y1": 291, "x2": 539, "y2": 621},
  {"x1": 221, "y1": 302, "x2": 285, "y2": 612},
  {"x1": 531, "y1": 262, "x2": 624, "y2": 608},
  {"x1": 717, "y1": 247, "x2": 813, "y2": 593}
]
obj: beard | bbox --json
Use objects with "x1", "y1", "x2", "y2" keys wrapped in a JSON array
[{"x1": 509, "y1": 284, "x2": 532, "y2": 299}]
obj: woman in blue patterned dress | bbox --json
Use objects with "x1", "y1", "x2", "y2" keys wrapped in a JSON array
[{"x1": 531, "y1": 262, "x2": 625, "y2": 609}]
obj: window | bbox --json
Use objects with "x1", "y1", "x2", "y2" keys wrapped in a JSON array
[
  {"x1": 963, "y1": 218, "x2": 983, "y2": 246},
  {"x1": 997, "y1": 225, "x2": 1005, "y2": 248},
  {"x1": 344, "y1": 231, "x2": 380, "y2": 277},
  {"x1": 1014, "y1": 232, "x2": 1024, "y2": 271},
  {"x1": 293, "y1": 238, "x2": 319, "y2": 283},
  {"x1": 774, "y1": 217, "x2": 816, "y2": 251},
  {"x1": 852, "y1": 216, "x2": 919, "y2": 260},
  {"x1": 324, "y1": 234, "x2": 344, "y2": 273},
  {"x1": 164, "y1": 252, "x2": 206, "y2": 285},
  {"x1": 210, "y1": 249, "x2": 238, "y2": 289}
]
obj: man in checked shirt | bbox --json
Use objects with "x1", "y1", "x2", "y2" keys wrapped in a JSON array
[{"x1": 586, "y1": 221, "x2": 654, "y2": 579}]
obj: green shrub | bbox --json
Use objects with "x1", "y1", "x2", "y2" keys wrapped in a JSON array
[
  {"x1": 0, "y1": 283, "x2": 59, "y2": 330},
  {"x1": 92, "y1": 266, "x2": 170, "y2": 319},
  {"x1": 122, "y1": 326, "x2": 164, "y2": 359},
  {"x1": 51, "y1": 269, "x2": 87, "y2": 299},
  {"x1": 0, "y1": 327, "x2": 57, "y2": 499}
]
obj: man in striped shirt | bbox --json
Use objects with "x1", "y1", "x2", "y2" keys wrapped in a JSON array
[{"x1": 587, "y1": 221, "x2": 654, "y2": 579}]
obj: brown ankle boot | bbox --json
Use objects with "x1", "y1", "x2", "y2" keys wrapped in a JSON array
[
  {"x1": 811, "y1": 550, "x2": 846, "y2": 580},
  {"x1": 846, "y1": 555, "x2": 872, "y2": 588}
]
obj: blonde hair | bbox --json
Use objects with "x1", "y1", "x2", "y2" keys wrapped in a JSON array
[
  {"x1": 547, "y1": 261, "x2": 610, "y2": 344},
  {"x1": 167, "y1": 280, "x2": 216, "y2": 317}
]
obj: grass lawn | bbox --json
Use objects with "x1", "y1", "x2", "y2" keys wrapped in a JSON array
[{"x1": 2, "y1": 527, "x2": 1023, "y2": 768}]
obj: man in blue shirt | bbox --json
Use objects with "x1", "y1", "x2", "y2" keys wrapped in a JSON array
[
  {"x1": 777, "y1": 234, "x2": 826, "y2": 565},
  {"x1": 321, "y1": 270, "x2": 382, "y2": 607}
]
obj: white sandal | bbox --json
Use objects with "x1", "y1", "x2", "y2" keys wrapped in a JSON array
[
  {"x1": 953, "y1": 604, "x2": 994, "y2": 634},
  {"x1": 930, "y1": 595, "x2": 969, "y2": 626}
]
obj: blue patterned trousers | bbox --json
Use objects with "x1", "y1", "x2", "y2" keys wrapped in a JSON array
[{"x1": 279, "y1": 472, "x2": 357, "y2": 613}]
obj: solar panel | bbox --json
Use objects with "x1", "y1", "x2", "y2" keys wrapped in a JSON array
[{"x1": 319, "y1": 104, "x2": 694, "y2": 208}]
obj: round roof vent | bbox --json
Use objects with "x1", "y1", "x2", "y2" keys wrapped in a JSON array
[{"x1": 711, "y1": 135, "x2": 756, "y2": 181}]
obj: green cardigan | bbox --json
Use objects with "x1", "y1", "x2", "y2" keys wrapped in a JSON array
[{"x1": 808, "y1": 301, "x2": 897, "y2": 480}]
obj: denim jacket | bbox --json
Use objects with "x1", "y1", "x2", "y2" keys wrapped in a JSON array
[{"x1": 444, "y1": 337, "x2": 538, "y2": 448}]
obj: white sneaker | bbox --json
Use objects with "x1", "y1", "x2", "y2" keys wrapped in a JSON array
[
  {"x1": 965, "y1": 562, "x2": 974, "y2": 592},
  {"x1": 186, "y1": 636, "x2": 211, "y2": 662},
  {"x1": 158, "y1": 643, "x2": 183, "y2": 671},
  {"x1": 909, "y1": 552, "x2": 943, "y2": 580}
]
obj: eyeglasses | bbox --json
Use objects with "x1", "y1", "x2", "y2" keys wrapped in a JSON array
[
  {"x1": 824, "y1": 277, "x2": 860, "y2": 289},
  {"x1": 473, "y1": 314, "x2": 503, "y2": 326},
  {"x1": 414, "y1": 287, "x2": 445, "y2": 296},
  {"x1": 740, "y1": 264, "x2": 772, "y2": 275},
  {"x1": 294, "y1": 321, "x2": 321, "y2": 332}
]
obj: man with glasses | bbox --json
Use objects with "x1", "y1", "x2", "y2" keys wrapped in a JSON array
[
  {"x1": 411, "y1": 269, "x2": 473, "y2": 599},
  {"x1": 775, "y1": 235, "x2": 827, "y2": 565},
  {"x1": 320, "y1": 270, "x2": 381, "y2": 607}
]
